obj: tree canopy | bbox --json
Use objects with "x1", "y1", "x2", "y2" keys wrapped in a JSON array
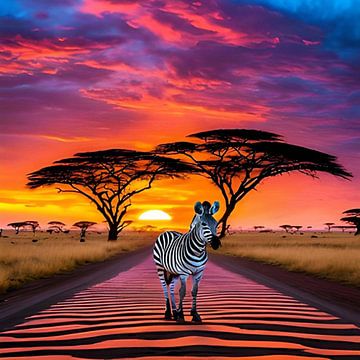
[
  {"x1": 156, "y1": 128, "x2": 352, "y2": 237},
  {"x1": 48, "y1": 221, "x2": 66, "y2": 233},
  {"x1": 7, "y1": 221, "x2": 39, "y2": 234},
  {"x1": 279, "y1": 225, "x2": 293, "y2": 233},
  {"x1": 324, "y1": 222, "x2": 335, "y2": 232},
  {"x1": 7, "y1": 221, "x2": 28, "y2": 234},
  {"x1": 341, "y1": 209, "x2": 360, "y2": 236},
  {"x1": 27, "y1": 149, "x2": 196, "y2": 240},
  {"x1": 73, "y1": 221, "x2": 96, "y2": 242},
  {"x1": 73, "y1": 221, "x2": 97, "y2": 229}
]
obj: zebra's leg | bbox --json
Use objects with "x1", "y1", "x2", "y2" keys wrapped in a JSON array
[
  {"x1": 176, "y1": 274, "x2": 188, "y2": 323},
  {"x1": 157, "y1": 268, "x2": 172, "y2": 320},
  {"x1": 190, "y1": 271, "x2": 204, "y2": 323},
  {"x1": 169, "y1": 276, "x2": 179, "y2": 320}
]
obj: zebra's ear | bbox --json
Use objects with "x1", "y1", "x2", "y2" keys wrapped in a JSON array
[
  {"x1": 194, "y1": 201, "x2": 204, "y2": 215},
  {"x1": 210, "y1": 201, "x2": 220, "y2": 215}
]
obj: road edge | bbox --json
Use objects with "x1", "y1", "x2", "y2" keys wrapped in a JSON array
[
  {"x1": 210, "y1": 253, "x2": 360, "y2": 327},
  {"x1": 0, "y1": 245, "x2": 152, "y2": 330}
]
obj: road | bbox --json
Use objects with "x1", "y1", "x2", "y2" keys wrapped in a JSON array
[{"x1": 0, "y1": 249, "x2": 359, "y2": 359}]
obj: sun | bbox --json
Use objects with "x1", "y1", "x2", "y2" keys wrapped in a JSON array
[{"x1": 138, "y1": 210, "x2": 172, "y2": 221}]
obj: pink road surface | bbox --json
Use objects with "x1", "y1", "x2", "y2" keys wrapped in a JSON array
[{"x1": 0, "y1": 255, "x2": 359, "y2": 359}]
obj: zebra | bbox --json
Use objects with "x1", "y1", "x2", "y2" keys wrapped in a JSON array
[{"x1": 153, "y1": 200, "x2": 221, "y2": 323}]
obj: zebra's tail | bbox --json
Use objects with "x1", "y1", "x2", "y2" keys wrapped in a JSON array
[
  {"x1": 164, "y1": 271, "x2": 173, "y2": 286},
  {"x1": 156, "y1": 267, "x2": 173, "y2": 286}
]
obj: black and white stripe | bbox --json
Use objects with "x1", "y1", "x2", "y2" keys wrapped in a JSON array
[
  {"x1": 153, "y1": 200, "x2": 220, "y2": 323},
  {"x1": 153, "y1": 224, "x2": 211, "y2": 275}
]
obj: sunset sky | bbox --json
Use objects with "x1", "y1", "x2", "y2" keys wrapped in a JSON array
[{"x1": 1, "y1": 0, "x2": 359, "y2": 231}]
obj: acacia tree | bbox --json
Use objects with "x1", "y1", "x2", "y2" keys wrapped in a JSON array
[
  {"x1": 7, "y1": 221, "x2": 39, "y2": 235},
  {"x1": 48, "y1": 221, "x2": 66, "y2": 233},
  {"x1": 73, "y1": 221, "x2": 96, "y2": 242},
  {"x1": 7, "y1": 221, "x2": 28, "y2": 234},
  {"x1": 254, "y1": 226, "x2": 265, "y2": 232},
  {"x1": 341, "y1": 209, "x2": 360, "y2": 236},
  {"x1": 280, "y1": 224, "x2": 292, "y2": 233},
  {"x1": 27, "y1": 149, "x2": 195, "y2": 241},
  {"x1": 293, "y1": 225, "x2": 302, "y2": 233},
  {"x1": 26, "y1": 221, "x2": 39, "y2": 235},
  {"x1": 324, "y1": 222, "x2": 335, "y2": 232},
  {"x1": 156, "y1": 129, "x2": 352, "y2": 238}
]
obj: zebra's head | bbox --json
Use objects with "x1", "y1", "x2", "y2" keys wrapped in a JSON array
[{"x1": 191, "y1": 200, "x2": 221, "y2": 250}]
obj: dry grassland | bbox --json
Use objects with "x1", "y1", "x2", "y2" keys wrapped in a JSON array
[
  {"x1": 0, "y1": 231, "x2": 155, "y2": 294},
  {"x1": 2, "y1": 230, "x2": 358, "y2": 294},
  {"x1": 219, "y1": 231, "x2": 360, "y2": 287}
]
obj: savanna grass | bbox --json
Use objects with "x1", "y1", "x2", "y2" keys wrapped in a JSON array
[
  {"x1": 0, "y1": 231, "x2": 156, "y2": 293},
  {"x1": 219, "y1": 231, "x2": 360, "y2": 287}
]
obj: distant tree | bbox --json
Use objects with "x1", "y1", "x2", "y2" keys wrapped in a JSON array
[
  {"x1": 307, "y1": 226, "x2": 313, "y2": 229},
  {"x1": 331, "y1": 225, "x2": 356, "y2": 233},
  {"x1": 73, "y1": 221, "x2": 96, "y2": 242},
  {"x1": 139, "y1": 224, "x2": 157, "y2": 232},
  {"x1": 293, "y1": 225, "x2": 303, "y2": 233},
  {"x1": 7, "y1": 222, "x2": 26, "y2": 234},
  {"x1": 0, "y1": 228, "x2": 2, "y2": 237},
  {"x1": 7, "y1": 221, "x2": 38, "y2": 234},
  {"x1": 324, "y1": 222, "x2": 335, "y2": 232},
  {"x1": 47, "y1": 228, "x2": 57, "y2": 234},
  {"x1": 341, "y1": 209, "x2": 360, "y2": 236},
  {"x1": 254, "y1": 226, "x2": 265, "y2": 232},
  {"x1": 280, "y1": 224, "x2": 292, "y2": 233},
  {"x1": 26, "y1": 221, "x2": 39, "y2": 235},
  {"x1": 225, "y1": 224, "x2": 235, "y2": 235},
  {"x1": 27, "y1": 149, "x2": 195, "y2": 241},
  {"x1": 116, "y1": 220, "x2": 133, "y2": 233},
  {"x1": 156, "y1": 129, "x2": 352, "y2": 238},
  {"x1": 48, "y1": 221, "x2": 66, "y2": 233}
]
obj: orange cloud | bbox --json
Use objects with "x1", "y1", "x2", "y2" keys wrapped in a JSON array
[{"x1": 80, "y1": 0, "x2": 140, "y2": 17}]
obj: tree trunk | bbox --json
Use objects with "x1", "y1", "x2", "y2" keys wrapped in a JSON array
[
  {"x1": 108, "y1": 224, "x2": 118, "y2": 241},
  {"x1": 218, "y1": 204, "x2": 235, "y2": 238},
  {"x1": 80, "y1": 228, "x2": 86, "y2": 242},
  {"x1": 355, "y1": 225, "x2": 360, "y2": 236}
]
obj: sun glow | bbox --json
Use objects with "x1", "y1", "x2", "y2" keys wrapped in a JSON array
[{"x1": 138, "y1": 210, "x2": 172, "y2": 221}]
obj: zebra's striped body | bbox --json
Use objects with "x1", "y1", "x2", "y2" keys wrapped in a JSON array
[
  {"x1": 153, "y1": 227, "x2": 208, "y2": 277},
  {"x1": 153, "y1": 200, "x2": 221, "y2": 323}
]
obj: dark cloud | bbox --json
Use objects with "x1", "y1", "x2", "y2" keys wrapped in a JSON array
[
  {"x1": 0, "y1": 84, "x2": 139, "y2": 138},
  {"x1": 164, "y1": 39, "x2": 345, "y2": 85},
  {"x1": 238, "y1": 0, "x2": 360, "y2": 61}
]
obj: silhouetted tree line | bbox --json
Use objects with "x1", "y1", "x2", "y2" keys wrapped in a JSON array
[
  {"x1": 279, "y1": 225, "x2": 303, "y2": 233},
  {"x1": 5, "y1": 220, "x2": 98, "y2": 242},
  {"x1": 7, "y1": 221, "x2": 39, "y2": 235},
  {"x1": 27, "y1": 129, "x2": 352, "y2": 241}
]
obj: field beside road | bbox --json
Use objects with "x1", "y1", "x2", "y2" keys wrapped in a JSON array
[
  {"x1": 0, "y1": 231, "x2": 155, "y2": 294},
  {"x1": 219, "y1": 231, "x2": 360, "y2": 287},
  {"x1": 2, "y1": 229, "x2": 359, "y2": 296}
]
